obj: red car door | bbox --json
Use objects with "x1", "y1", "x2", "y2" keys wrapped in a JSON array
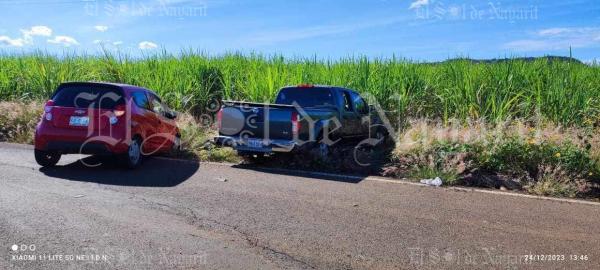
[
  {"x1": 129, "y1": 91, "x2": 158, "y2": 154},
  {"x1": 148, "y1": 93, "x2": 176, "y2": 153}
]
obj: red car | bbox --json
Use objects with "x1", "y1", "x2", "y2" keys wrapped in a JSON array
[{"x1": 34, "y1": 82, "x2": 180, "y2": 169}]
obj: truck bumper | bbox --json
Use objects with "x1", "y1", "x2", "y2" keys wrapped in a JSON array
[{"x1": 214, "y1": 136, "x2": 296, "y2": 153}]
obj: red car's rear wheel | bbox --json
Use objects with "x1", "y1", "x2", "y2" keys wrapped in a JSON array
[
  {"x1": 121, "y1": 138, "x2": 142, "y2": 169},
  {"x1": 34, "y1": 149, "x2": 61, "y2": 167}
]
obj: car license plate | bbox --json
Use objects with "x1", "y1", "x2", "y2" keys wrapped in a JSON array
[
  {"x1": 247, "y1": 139, "x2": 263, "y2": 148},
  {"x1": 69, "y1": 116, "x2": 89, "y2": 126}
]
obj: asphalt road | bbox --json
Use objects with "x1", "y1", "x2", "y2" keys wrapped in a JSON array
[{"x1": 0, "y1": 143, "x2": 599, "y2": 270}]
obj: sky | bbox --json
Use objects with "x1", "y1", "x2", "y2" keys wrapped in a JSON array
[{"x1": 0, "y1": 0, "x2": 599, "y2": 62}]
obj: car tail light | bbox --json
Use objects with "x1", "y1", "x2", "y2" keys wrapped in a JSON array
[
  {"x1": 44, "y1": 100, "x2": 54, "y2": 113},
  {"x1": 109, "y1": 104, "x2": 126, "y2": 125},
  {"x1": 291, "y1": 111, "x2": 300, "y2": 137},
  {"x1": 216, "y1": 108, "x2": 223, "y2": 130},
  {"x1": 113, "y1": 104, "x2": 126, "y2": 117},
  {"x1": 44, "y1": 100, "x2": 54, "y2": 121}
]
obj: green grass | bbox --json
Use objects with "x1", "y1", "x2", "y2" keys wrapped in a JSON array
[{"x1": 1, "y1": 51, "x2": 599, "y2": 126}]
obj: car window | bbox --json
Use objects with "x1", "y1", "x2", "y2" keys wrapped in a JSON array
[
  {"x1": 352, "y1": 93, "x2": 368, "y2": 114},
  {"x1": 149, "y1": 93, "x2": 166, "y2": 115},
  {"x1": 52, "y1": 85, "x2": 124, "y2": 109},
  {"x1": 131, "y1": 91, "x2": 150, "y2": 110},
  {"x1": 342, "y1": 91, "x2": 353, "y2": 112}
]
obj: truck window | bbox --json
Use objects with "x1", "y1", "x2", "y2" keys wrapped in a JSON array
[
  {"x1": 275, "y1": 87, "x2": 334, "y2": 108},
  {"x1": 342, "y1": 91, "x2": 353, "y2": 112},
  {"x1": 351, "y1": 93, "x2": 368, "y2": 114}
]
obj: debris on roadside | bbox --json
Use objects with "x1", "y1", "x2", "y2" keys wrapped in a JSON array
[
  {"x1": 216, "y1": 177, "x2": 228, "y2": 182},
  {"x1": 74, "y1": 194, "x2": 85, "y2": 198},
  {"x1": 420, "y1": 177, "x2": 443, "y2": 187}
]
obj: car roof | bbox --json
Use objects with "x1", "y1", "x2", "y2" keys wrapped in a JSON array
[{"x1": 59, "y1": 81, "x2": 158, "y2": 95}]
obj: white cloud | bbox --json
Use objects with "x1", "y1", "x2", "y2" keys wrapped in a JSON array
[
  {"x1": 2, "y1": 25, "x2": 54, "y2": 46},
  {"x1": 94, "y1": 25, "x2": 109, "y2": 32},
  {"x1": 47, "y1": 35, "x2": 79, "y2": 47},
  {"x1": 503, "y1": 40, "x2": 554, "y2": 51},
  {"x1": 538, "y1": 28, "x2": 570, "y2": 37},
  {"x1": 93, "y1": 39, "x2": 123, "y2": 47},
  {"x1": 0, "y1": 36, "x2": 25, "y2": 47},
  {"x1": 21, "y1": 25, "x2": 53, "y2": 39},
  {"x1": 409, "y1": 0, "x2": 429, "y2": 10},
  {"x1": 504, "y1": 27, "x2": 600, "y2": 52},
  {"x1": 138, "y1": 41, "x2": 158, "y2": 49}
]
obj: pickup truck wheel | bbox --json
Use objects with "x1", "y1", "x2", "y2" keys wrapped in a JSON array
[
  {"x1": 240, "y1": 153, "x2": 267, "y2": 164},
  {"x1": 34, "y1": 149, "x2": 61, "y2": 167},
  {"x1": 316, "y1": 142, "x2": 329, "y2": 159},
  {"x1": 371, "y1": 129, "x2": 388, "y2": 146}
]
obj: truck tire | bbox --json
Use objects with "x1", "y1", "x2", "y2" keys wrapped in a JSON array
[
  {"x1": 239, "y1": 152, "x2": 267, "y2": 164},
  {"x1": 371, "y1": 128, "x2": 389, "y2": 146},
  {"x1": 315, "y1": 142, "x2": 329, "y2": 158}
]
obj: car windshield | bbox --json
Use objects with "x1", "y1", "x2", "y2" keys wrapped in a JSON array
[
  {"x1": 275, "y1": 87, "x2": 335, "y2": 108},
  {"x1": 52, "y1": 85, "x2": 125, "y2": 109}
]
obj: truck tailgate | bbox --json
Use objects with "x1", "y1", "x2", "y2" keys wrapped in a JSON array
[{"x1": 220, "y1": 103, "x2": 295, "y2": 141}]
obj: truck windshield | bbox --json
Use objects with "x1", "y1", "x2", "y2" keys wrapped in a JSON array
[{"x1": 275, "y1": 87, "x2": 335, "y2": 108}]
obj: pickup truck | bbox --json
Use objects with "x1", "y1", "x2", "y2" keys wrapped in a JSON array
[{"x1": 214, "y1": 84, "x2": 387, "y2": 158}]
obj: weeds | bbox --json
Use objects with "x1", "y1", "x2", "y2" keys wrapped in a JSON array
[
  {"x1": 166, "y1": 110, "x2": 239, "y2": 162},
  {"x1": 389, "y1": 119, "x2": 600, "y2": 198},
  {"x1": 0, "y1": 101, "x2": 42, "y2": 144}
]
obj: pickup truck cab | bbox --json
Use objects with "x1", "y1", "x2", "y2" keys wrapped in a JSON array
[{"x1": 214, "y1": 84, "x2": 386, "y2": 157}]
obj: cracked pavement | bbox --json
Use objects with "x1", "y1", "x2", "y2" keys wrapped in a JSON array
[{"x1": 0, "y1": 143, "x2": 599, "y2": 269}]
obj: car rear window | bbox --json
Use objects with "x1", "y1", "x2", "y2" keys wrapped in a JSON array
[
  {"x1": 52, "y1": 85, "x2": 125, "y2": 109},
  {"x1": 275, "y1": 87, "x2": 334, "y2": 108}
]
